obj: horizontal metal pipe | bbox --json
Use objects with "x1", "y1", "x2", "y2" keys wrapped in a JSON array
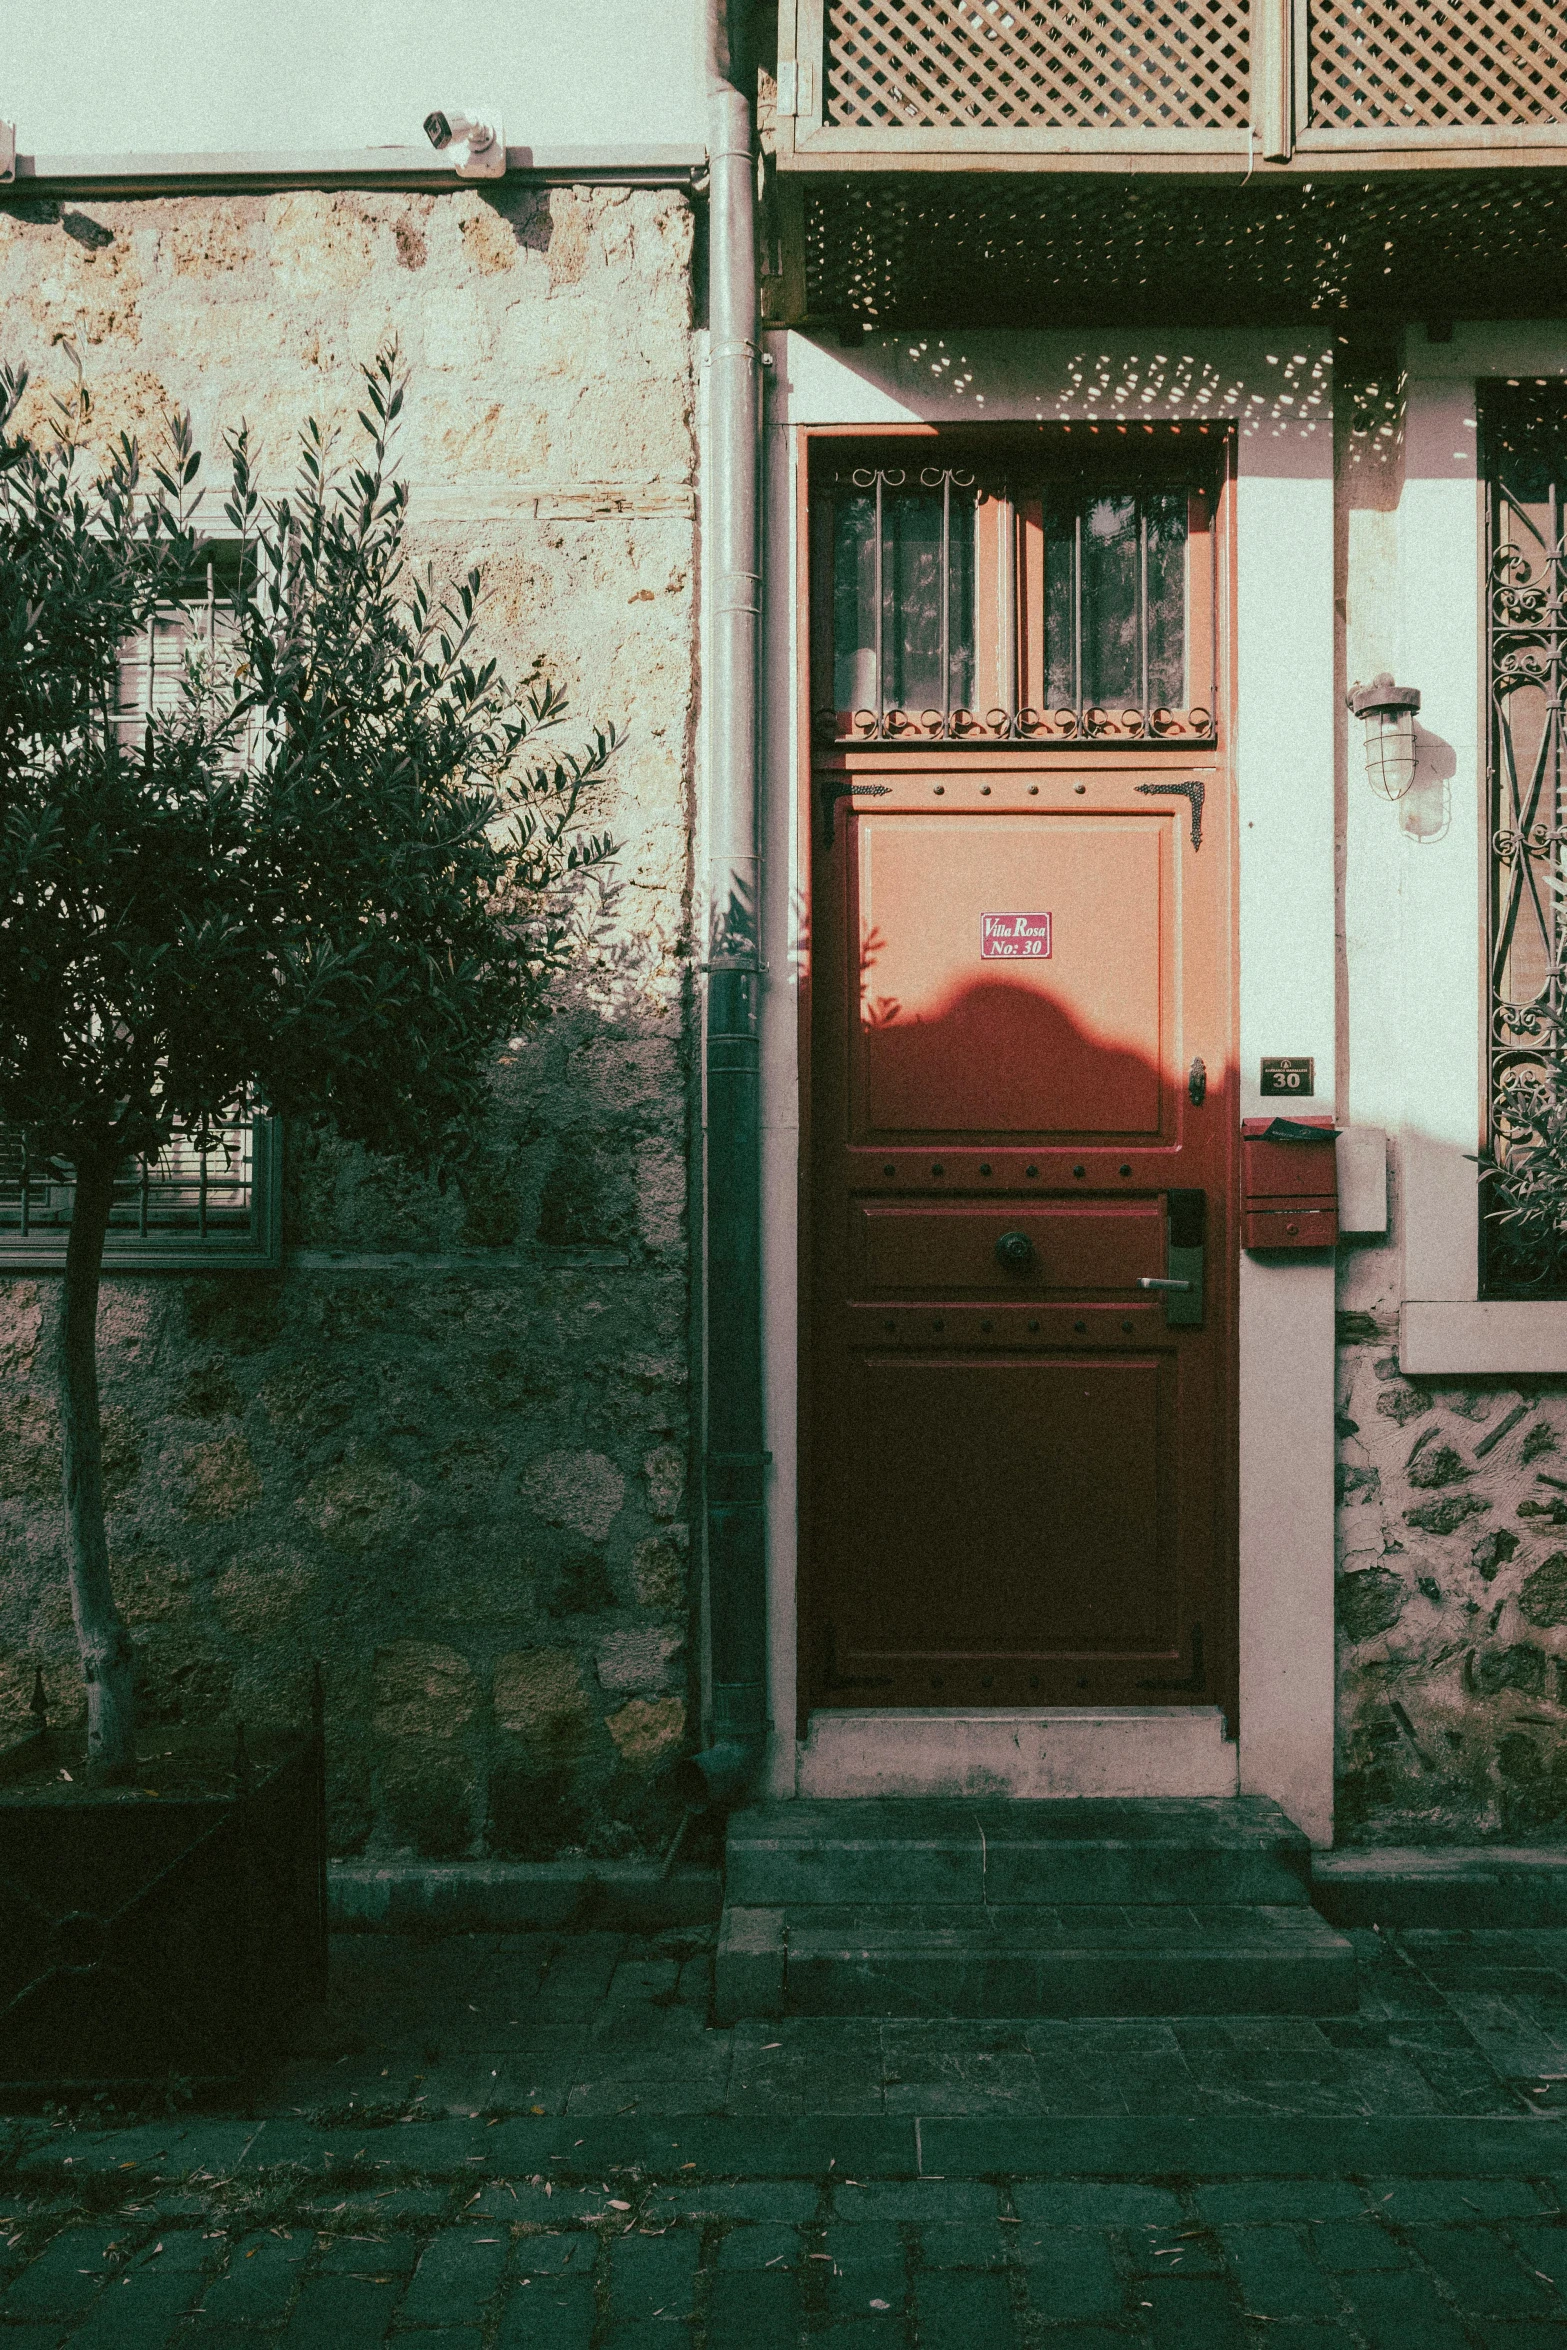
[{"x1": 5, "y1": 145, "x2": 706, "y2": 196}]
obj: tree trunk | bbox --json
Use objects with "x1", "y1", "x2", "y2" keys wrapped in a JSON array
[{"x1": 59, "y1": 1143, "x2": 135, "y2": 1782}]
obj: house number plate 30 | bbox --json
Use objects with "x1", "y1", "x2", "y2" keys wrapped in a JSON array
[{"x1": 1261, "y1": 1056, "x2": 1315, "y2": 1096}]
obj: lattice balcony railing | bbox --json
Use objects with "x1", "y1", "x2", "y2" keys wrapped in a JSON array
[
  {"x1": 1308, "y1": 0, "x2": 1567, "y2": 129},
  {"x1": 778, "y1": 0, "x2": 1567, "y2": 162},
  {"x1": 823, "y1": 0, "x2": 1252, "y2": 131}
]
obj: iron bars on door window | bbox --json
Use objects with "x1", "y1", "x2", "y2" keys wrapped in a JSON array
[
  {"x1": 828, "y1": 463, "x2": 978, "y2": 739},
  {"x1": 814, "y1": 462, "x2": 1215, "y2": 746},
  {"x1": 1482, "y1": 380, "x2": 1567, "y2": 1298}
]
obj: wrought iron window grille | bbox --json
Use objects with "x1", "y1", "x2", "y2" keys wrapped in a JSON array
[
  {"x1": 1482, "y1": 379, "x2": 1567, "y2": 1298},
  {"x1": 812, "y1": 452, "x2": 1218, "y2": 747}
]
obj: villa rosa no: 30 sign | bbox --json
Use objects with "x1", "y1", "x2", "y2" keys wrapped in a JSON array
[{"x1": 981, "y1": 912, "x2": 1052, "y2": 960}]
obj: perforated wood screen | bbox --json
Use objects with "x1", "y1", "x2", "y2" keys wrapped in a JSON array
[
  {"x1": 824, "y1": 0, "x2": 1251, "y2": 130},
  {"x1": 1309, "y1": 0, "x2": 1567, "y2": 126},
  {"x1": 803, "y1": 169, "x2": 1567, "y2": 326}
]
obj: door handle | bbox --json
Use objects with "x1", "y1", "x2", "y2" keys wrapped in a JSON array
[
  {"x1": 995, "y1": 1231, "x2": 1035, "y2": 1270},
  {"x1": 1160, "y1": 1189, "x2": 1205, "y2": 1328}
]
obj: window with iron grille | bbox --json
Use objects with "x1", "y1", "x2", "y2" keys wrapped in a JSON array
[
  {"x1": 810, "y1": 430, "x2": 1221, "y2": 745},
  {"x1": 0, "y1": 540, "x2": 281, "y2": 1272},
  {"x1": 1482, "y1": 380, "x2": 1567, "y2": 1299}
]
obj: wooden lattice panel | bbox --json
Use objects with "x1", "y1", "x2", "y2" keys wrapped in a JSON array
[
  {"x1": 1309, "y1": 1, "x2": 1567, "y2": 125},
  {"x1": 803, "y1": 169, "x2": 1567, "y2": 326},
  {"x1": 824, "y1": 0, "x2": 1251, "y2": 130}
]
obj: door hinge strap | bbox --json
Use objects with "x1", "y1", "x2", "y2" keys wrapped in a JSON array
[{"x1": 1136, "y1": 777, "x2": 1204, "y2": 851}]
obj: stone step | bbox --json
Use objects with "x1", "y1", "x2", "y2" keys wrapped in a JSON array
[
  {"x1": 726, "y1": 1797, "x2": 1312, "y2": 1912},
  {"x1": 715, "y1": 1901, "x2": 1357, "y2": 2022},
  {"x1": 797, "y1": 1704, "x2": 1239, "y2": 1800}
]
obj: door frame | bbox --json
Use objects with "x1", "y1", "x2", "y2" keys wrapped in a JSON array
[{"x1": 755, "y1": 330, "x2": 1339, "y2": 1840}]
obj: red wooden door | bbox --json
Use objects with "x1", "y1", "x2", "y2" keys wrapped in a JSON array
[{"x1": 806, "y1": 751, "x2": 1234, "y2": 1714}]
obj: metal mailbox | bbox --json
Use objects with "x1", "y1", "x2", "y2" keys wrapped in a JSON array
[{"x1": 1242, "y1": 1115, "x2": 1340, "y2": 1250}]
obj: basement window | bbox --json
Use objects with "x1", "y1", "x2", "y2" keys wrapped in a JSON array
[
  {"x1": 811, "y1": 427, "x2": 1221, "y2": 745},
  {"x1": 0, "y1": 1117, "x2": 281, "y2": 1271}
]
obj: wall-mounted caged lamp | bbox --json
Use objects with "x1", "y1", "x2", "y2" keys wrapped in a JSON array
[{"x1": 1347, "y1": 672, "x2": 1421, "y2": 801}]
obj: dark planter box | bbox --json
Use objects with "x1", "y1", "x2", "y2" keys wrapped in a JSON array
[{"x1": 0, "y1": 1694, "x2": 326, "y2": 2099}]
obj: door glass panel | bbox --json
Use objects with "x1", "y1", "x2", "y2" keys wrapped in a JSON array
[
  {"x1": 883, "y1": 489, "x2": 945, "y2": 717},
  {"x1": 1080, "y1": 494, "x2": 1140, "y2": 710},
  {"x1": 1045, "y1": 489, "x2": 1190, "y2": 719},
  {"x1": 1043, "y1": 500, "x2": 1077, "y2": 710},
  {"x1": 832, "y1": 491, "x2": 879, "y2": 715},
  {"x1": 1147, "y1": 490, "x2": 1190, "y2": 714}
]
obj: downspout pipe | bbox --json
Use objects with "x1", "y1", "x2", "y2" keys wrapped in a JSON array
[{"x1": 681, "y1": 0, "x2": 767, "y2": 1813}]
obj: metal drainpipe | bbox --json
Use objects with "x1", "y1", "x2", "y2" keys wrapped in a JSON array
[{"x1": 682, "y1": 0, "x2": 767, "y2": 1812}]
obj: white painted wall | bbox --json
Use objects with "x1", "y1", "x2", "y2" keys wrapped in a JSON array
[
  {"x1": 4, "y1": 0, "x2": 705, "y2": 156},
  {"x1": 1234, "y1": 415, "x2": 1337, "y2": 1845},
  {"x1": 1339, "y1": 326, "x2": 1567, "y2": 1373},
  {"x1": 764, "y1": 326, "x2": 1340, "y2": 1836}
]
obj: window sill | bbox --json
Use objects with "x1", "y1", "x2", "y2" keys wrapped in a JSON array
[{"x1": 1400, "y1": 1300, "x2": 1567, "y2": 1375}]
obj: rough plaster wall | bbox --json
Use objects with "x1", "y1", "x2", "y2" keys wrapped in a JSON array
[{"x1": 0, "y1": 185, "x2": 700, "y2": 1861}]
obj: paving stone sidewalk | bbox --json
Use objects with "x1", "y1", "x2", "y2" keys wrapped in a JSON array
[
  {"x1": 3, "y1": 1924, "x2": 1567, "y2": 2344},
  {"x1": 268, "y1": 1921, "x2": 1567, "y2": 2126}
]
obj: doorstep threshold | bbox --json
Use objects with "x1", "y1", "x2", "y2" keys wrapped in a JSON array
[{"x1": 798, "y1": 1704, "x2": 1238, "y2": 1801}]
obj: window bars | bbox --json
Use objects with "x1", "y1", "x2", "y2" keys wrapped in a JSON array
[
  {"x1": 0, "y1": 1116, "x2": 281, "y2": 1271},
  {"x1": 1483, "y1": 380, "x2": 1567, "y2": 1297},
  {"x1": 0, "y1": 540, "x2": 280, "y2": 1271},
  {"x1": 814, "y1": 462, "x2": 1215, "y2": 744},
  {"x1": 113, "y1": 544, "x2": 252, "y2": 773}
]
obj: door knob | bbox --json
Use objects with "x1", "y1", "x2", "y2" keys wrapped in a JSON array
[{"x1": 995, "y1": 1231, "x2": 1034, "y2": 1270}]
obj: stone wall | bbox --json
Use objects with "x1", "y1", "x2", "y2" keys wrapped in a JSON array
[
  {"x1": 1336, "y1": 1311, "x2": 1567, "y2": 1842},
  {"x1": 0, "y1": 184, "x2": 700, "y2": 1860}
]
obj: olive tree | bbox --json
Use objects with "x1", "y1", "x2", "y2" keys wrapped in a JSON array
[{"x1": 0, "y1": 349, "x2": 616, "y2": 1781}]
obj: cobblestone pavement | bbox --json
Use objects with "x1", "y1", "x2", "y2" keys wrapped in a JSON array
[
  {"x1": 2, "y1": 1925, "x2": 1567, "y2": 2343},
  {"x1": 3, "y1": 2166, "x2": 1567, "y2": 2347}
]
